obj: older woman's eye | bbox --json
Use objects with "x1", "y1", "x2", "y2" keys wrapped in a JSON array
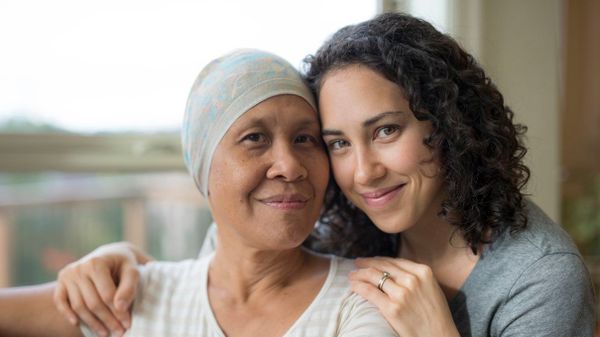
[
  {"x1": 374, "y1": 125, "x2": 399, "y2": 139},
  {"x1": 242, "y1": 133, "x2": 267, "y2": 143},
  {"x1": 294, "y1": 134, "x2": 318, "y2": 145}
]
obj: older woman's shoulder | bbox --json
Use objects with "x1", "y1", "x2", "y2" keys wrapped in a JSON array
[
  {"x1": 142, "y1": 257, "x2": 207, "y2": 280},
  {"x1": 331, "y1": 256, "x2": 358, "y2": 274},
  {"x1": 137, "y1": 256, "x2": 210, "y2": 296},
  {"x1": 300, "y1": 255, "x2": 396, "y2": 336}
]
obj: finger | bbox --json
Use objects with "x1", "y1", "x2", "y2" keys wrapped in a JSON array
[
  {"x1": 351, "y1": 277, "x2": 414, "y2": 330},
  {"x1": 356, "y1": 256, "x2": 402, "y2": 272},
  {"x1": 113, "y1": 262, "x2": 140, "y2": 328},
  {"x1": 350, "y1": 278, "x2": 395, "y2": 311},
  {"x1": 355, "y1": 256, "x2": 399, "y2": 268},
  {"x1": 88, "y1": 263, "x2": 117, "y2": 306},
  {"x1": 357, "y1": 257, "x2": 435, "y2": 282},
  {"x1": 89, "y1": 266, "x2": 131, "y2": 332},
  {"x1": 355, "y1": 260, "x2": 445, "y2": 310},
  {"x1": 65, "y1": 281, "x2": 110, "y2": 337},
  {"x1": 350, "y1": 264, "x2": 420, "y2": 297},
  {"x1": 350, "y1": 266, "x2": 413, "y2": 316},
  {"x1": 349, "y1": 266, "x2": 386, "y2": 285},
  {"x1": 78, "y1": 277, "x2": 125, "y2": 335},
  {"x1": 53, "y1": 282, "x2": 79, "y2": 326},
  {"x1": 356, "y1": 256, "x2": 427, "y2": 273}
]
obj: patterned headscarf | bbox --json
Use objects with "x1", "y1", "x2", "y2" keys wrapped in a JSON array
[{"x1": 182, "y1": 49, "x2": 316, "y2": 197}]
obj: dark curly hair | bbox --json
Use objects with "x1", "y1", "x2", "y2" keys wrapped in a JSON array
[{"x1": 303, "y1": 12, "x2": 530, "y2": 257}]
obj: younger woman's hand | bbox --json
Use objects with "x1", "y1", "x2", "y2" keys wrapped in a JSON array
[
  {"x1": 349, "y1": 257, "x2": 460, "y2": 337},
  {"x1": 53, "y1": 242, "x2": 147, "y2": 337}
]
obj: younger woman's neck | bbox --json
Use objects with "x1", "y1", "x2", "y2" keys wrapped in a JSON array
[
  {"x1": 397, "y1": 207, "x2": 480, "y2": 300},
  {"x1": 399, "y1": 215, "x2": 464, "y2": 263},
  {"x1": 397, "y1": 190, "x2": 473, "y2": 262}
]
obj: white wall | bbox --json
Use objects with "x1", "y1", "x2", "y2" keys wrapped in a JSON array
[
  {"x1": 478, "y1": 0, "x2": 561, "y2": 221},
  {"x1": 393, "y1": 0, "x2": 562, "y2": 221}
]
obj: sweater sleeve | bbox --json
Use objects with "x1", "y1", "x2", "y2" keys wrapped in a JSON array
[{"x1": 494, "y1": 252, "x2": 596, "y2": 337}]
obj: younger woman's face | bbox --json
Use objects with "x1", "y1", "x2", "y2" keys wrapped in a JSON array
[
  {"x1": 208, "y1": 94, "x2": 329, "y2": 250},
  {"x1": 319, "y1": 65, "x2": 445, "y2": 234}
]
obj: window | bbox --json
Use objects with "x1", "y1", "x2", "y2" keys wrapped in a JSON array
[
  {"x1": 0, "y1": 0, "x2": 377, "y2": 133},
  {"x1": 0, "y1": 0, "x2": 378, "y2": 286}
]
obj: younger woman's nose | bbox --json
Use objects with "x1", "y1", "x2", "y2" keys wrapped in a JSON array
[{"x1": 353, "y1": 149, "x2": 385, "y2": 186}]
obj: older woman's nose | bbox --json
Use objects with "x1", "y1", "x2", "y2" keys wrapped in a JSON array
[
  {"x1": 266, "y1": 143, "x2": 308, "y2": 182},
  {"x1": 353, "y1": 148, "x2": 385, "y2": 186}
]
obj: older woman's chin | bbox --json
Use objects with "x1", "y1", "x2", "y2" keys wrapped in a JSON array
[{"x1": 242, "y1": 224, "x2": 316, "y2": 251}]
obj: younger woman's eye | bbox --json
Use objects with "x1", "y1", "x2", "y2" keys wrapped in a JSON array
[
  {"x1": 327, "y1": 139, "x2": 350, "y2": 151},
  {"x1": 374, "y1": 125, "x2": 399, "y2": 139}
]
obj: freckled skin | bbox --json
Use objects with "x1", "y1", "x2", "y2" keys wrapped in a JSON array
[{"x1": 208, "y1": 94, "x2": 329, "y2": 251}]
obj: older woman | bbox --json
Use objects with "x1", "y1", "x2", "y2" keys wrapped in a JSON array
[{"x1": 0, "y1": 49, "x2": 396, "y2": 337}]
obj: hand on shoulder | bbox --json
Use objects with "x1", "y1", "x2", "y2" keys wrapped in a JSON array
[
  {"x1": 349, "y1": 257, "x2": 460, "y2": 337},
  {"x1": 54, "y1": 242, "x2": 148, "y2": 337}
]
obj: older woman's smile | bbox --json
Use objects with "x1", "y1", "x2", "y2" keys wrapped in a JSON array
[{"x1": 258, "y1": 192, "x2": 311, "y2": 210}]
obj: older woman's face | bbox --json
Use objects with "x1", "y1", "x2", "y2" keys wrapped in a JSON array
[
  {"x1": 208, "y1": 94, "x2": 329, "y2": 250},
  {"x1": 319, "y1": 65, "x2": 444, "y2": 234}
]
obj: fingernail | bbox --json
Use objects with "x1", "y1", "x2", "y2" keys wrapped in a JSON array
[
  {"x1": 122, "y1": 319, "x2": 130, "y2": 329},
  {"x1": 68, "y1": 316, "x2": 77, "y2": 325}
]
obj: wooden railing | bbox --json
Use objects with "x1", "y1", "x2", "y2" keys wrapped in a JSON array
[{"x1": 0, "y1": 173, "x2": 209, "y2": 287}]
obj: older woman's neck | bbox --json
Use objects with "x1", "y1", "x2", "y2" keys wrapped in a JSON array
[{"x1": 209, "y1": 235, "x2": 313, "y2": 302}]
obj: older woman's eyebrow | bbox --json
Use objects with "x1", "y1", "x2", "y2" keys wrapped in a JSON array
[
  {"x1": 234, "y1": 117, "x2": 267, "y2": 131},
  {"x1": 238, "y1": 117, "x2": 319, "y2": 132},
  {"x1": 362, "y1": 110, "x2": 405, "y2": 128}
]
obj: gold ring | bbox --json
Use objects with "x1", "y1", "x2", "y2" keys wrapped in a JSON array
[{"x1": 377, "y1": 271, "x2": 391, "y2": 291}]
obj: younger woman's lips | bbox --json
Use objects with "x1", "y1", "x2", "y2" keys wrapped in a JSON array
[{"x1": 360, "y1": 184, "x2": 405, "y2": 208}]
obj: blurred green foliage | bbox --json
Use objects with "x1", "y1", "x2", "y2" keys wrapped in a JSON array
[
  {"x1": 0, "y1": 116, "x2": 68, "y2": 133},
  {"x1": 10, "y1": 202, "x2": 123, "y2": 285},
  {"x1": 563, "y1": 174, "x2": 600, "y2": 257}
]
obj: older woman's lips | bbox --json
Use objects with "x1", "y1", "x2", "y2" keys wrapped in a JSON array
[
  {"x1": 359, "y1": 184, "x2": 405, "y2": 208},
  {"x1": 260, "y1": 194, "x2": 309, "y2": 210}
]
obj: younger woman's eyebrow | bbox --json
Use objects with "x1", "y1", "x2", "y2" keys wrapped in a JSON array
[
  {"x1": 321, "y1": 110, "x2": 405, "y2": 137},
  {"x1": 321, "y1": 129, "x2": 343, "y2": 137},
  {"x1": 362, "y1": 110, "x2": 405, "y2": 128}
]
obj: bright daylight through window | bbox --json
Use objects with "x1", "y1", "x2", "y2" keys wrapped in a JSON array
[{"x1": 0, "y1": 0, "x2": 377, "y2": 287}]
